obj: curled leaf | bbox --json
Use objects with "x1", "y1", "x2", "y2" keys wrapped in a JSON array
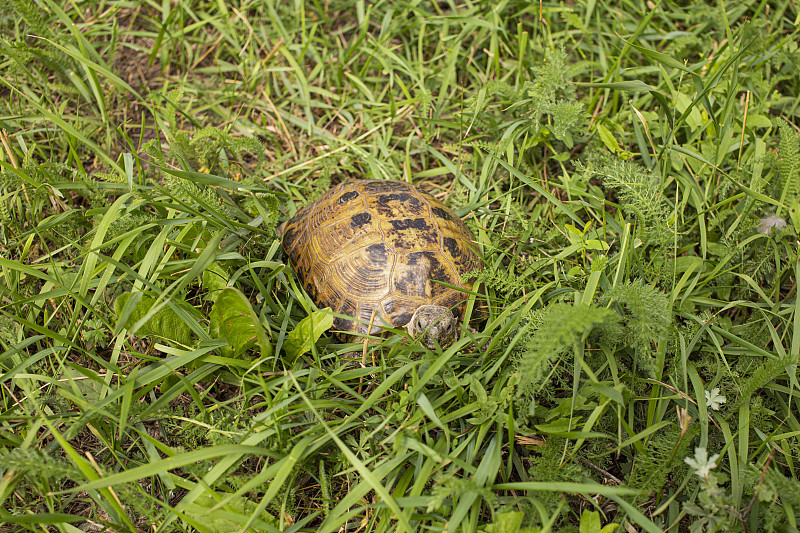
[{"x1": 209, "y1": 287, "x2": 272, "y2": 358}]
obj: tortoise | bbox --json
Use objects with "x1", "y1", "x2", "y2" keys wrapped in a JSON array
[{"x1": 278, "y1": 179, "x2": 482, "y2": 348}]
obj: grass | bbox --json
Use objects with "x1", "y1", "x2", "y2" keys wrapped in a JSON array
[{"x1": 1, "y1": 0, "x2": 799, "y2": 531}]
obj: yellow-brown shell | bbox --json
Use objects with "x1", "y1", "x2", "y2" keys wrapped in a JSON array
[{"x1": 279, "y1": 179, "x2": 481, "y2": 337}]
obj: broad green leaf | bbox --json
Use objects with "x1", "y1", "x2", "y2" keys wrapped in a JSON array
[
  {"x1": 114, "y1": 292, "x2": 193, "y2": 345},
  {"x1": 180, "y1": 493, "x2": 278, "y2": 533},
  {"x1": 209, "y1": 288, "x2": 272, "y2": 358},
  {"x1": 746, "y1": 114, "x2": 773, "y2": 129},
  {"x1": 674, "y1": 92, "x2": 703, "y2": 131},
  {"x1": 580, "y1": 510, "x2": 601, "y2": 533},
  {"x1": 61, "y1": 367, "x2": 104, "y2": 403},
  {"x1": 596, "y1": 123, "x2": 622, "y2": 153},
  {"x1": 565, "y1": 224, "x2": 585, "y2": 244},
  {"x1": 482, "y1": 511, "x2": 537, "y2": 533},
  {"x1": 203, "y1": 262, "x2": 230, "y2": 303},
  {"x1": 580, "y1": 510, "x2": 619, "y2": 533},
  {"x1": 585, "y1": 239, "x2": 610, "y2": 251},
  {"x1": 283, "y1": 309, "x2": 334, "y2": 360},
  {"x1": 790, "y1": 199, "x2": 800, "y2": 230},
  {"x1": 469, "y1": 375, "x2": 488, "y2": 404}
]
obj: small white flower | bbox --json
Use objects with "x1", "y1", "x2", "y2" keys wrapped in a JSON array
[
  {"x1": 758, "y1": 215, "x2": 787, "y2": 235},
  {"x1": 705, "y1": 388, "x2": 727, "y2": 411},
  {"x1": 685, "y1": 447, "x2": 719, "y2": 479}
]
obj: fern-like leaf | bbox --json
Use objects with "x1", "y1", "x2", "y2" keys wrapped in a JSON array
[
  {"x1": 728, "y1": 352, "x2": 799, "y2": 413},
  {"x1": 745, "y1": 463, "x2": 800, "y2": 530},
  {"x1": 599, "y1": 279, "x2": 671, "y2": 375},
  {"x1": 627, "y1": 424, "x2": 699, "y2": 500},
  {"x1": 516, "y1": 303, "x2": 616, "y2": 397},
  {"x1": 0, "y1": 0, "x2": 51, "y2": 39},
  {"x1": 0, "y1": 447, "x2": 78, "y2": 479},
  {"x1": 463, "y1": 264, "x2": 535, "y2": 297},
  {"x1": 778, "y1": 119, "x2": 800, "y2": 195},
  {"x1": 581, "y1": 157, "x2": 672, "y2": 245}
]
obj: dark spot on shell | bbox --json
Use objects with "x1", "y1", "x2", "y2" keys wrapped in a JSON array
[
  {"x1": 338, "y1": 190, "x2": 360, "y2": 204},
  {"x1": 366, "y1": 243, "x2": 389, "y2": 264},
  {"x1": 338, "y1": 299, "x2": 356, "y2": 321},
  {"x1": 361, "y1": 181, "x2": 411, "y2": 194},
  {"x1": 378, "y1": 192, "x2": 418, "y2": 206},
  {"x1": 431, "y1": 206, "x2": 456, "y2": 222},
  {"x1": 382, "y1": 299, "x2": 413, "y2": 327},
  {"x1": 297, "y1": 262, "x2": 312, "y2": 286},
  {"x1": 350, "y1": 212, "x2": 372, "y2": 229},
  {"x1": 394, "y1": 278, "x2": 410, "y2": 295},
  {"x1": 423, "y1": 255, "x2": 449, "y2": 283},
  {"x1": 405, "y1": 252, "x2": 423, "y2": 266},
  {"x1": 373, "y1": 193, "x2": 421, "y2": 218},
  {"x1": 443, "y1": 237, "x2": 459, "y2": 256},
  {"x1": 383, "y1": 217, "x2": 439, "y2": 251},
  {"x1": 304, "y1": 280, "x2": 318, "y2": 302},
  {"x1": 333, "y1": 316, "x2": 354, "y2": 333},
  {"x1": 394, "y1": 252, "x2": 449, "y2": 297},
  {"x1": 389, "y1": 218, "x2": 430, "y2": 231},
  {"x1": 394, "y1": 311, "x2": 413, "y2": 326}
]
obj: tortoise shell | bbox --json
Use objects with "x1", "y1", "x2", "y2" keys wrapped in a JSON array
[{"x1": 279, "y1": 179, "x2": 481, "y2": 338}]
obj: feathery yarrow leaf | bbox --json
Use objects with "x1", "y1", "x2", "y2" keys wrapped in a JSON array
[
  {"x1": 599, "y1": 279, "x2": 671, "y2": 348},
  {"x1": 581, "y1": 157, "x2": 672, "y2": 245},
  {"x1": 516, "y1": 303, "x2": 617, "y2": 397}
]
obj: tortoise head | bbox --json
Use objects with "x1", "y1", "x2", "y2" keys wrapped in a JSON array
[{"x1": 406, "y1": 305, "x2": 458, "y2": 349}]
